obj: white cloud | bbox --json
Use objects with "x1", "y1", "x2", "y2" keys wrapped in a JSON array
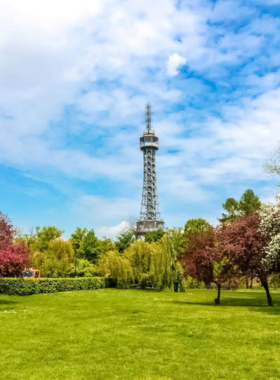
[
  {"x1": 167, "y1": 53, "x2": 187, "y2": 76},
  {"x1": 1, "y1": 0, "x2": 280, "y2": 233},
  {"x1": 70, "y1": 195, "x2": 139, "y2": 235},
  {"x1": 97, "y1": 221, "x2": 129, "y2": 239}
]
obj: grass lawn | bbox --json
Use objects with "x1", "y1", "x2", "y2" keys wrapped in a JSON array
[{"x1": 1, "y1": 289, "x2": 280, "y2": 380}]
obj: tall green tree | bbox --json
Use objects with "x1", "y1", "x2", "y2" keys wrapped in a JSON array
[
  {"x1": 98, "y1": 238, "x2": 116, "y2": 256},
  {"x1": 29, "y1": 226, "x2": 63, "y2": 252},
  {"x1": 239, "y1": 189, "x2": 261, "y2": 216},
  {"x1": 83, "y1": 229, "x2": 101, "y2": 263},
  {"x1": 219, "y1": 189, "x2": 261, "y2": 222},
  {"x1": 220, "y1": 198, "x2": 240, "y2": 222},
  {"x1": 115, "y1": 230, "x2": 135, "y2": 253},
  {"x1": 70, "y1": 227, "x2": 87, "y2": 259},
  {"x1": 161, "y1": 228, "x2": 185, "y2": 292}
]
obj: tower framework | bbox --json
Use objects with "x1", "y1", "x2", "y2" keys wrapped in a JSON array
[{"x1": 136, "y1": 103, "x2": 165, "y2": 238}]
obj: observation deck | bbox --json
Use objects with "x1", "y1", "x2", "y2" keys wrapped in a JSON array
[{"x1": 140, "y1": 133, "x2": 159, "y2": 150}]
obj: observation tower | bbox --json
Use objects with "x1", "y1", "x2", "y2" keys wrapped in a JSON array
[{"x1": 136, "y1": 103, "x2": 165, "y2": 238}]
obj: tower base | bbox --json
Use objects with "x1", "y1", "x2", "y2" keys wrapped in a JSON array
[{"x1": 136, "y1": 220, "x2": 166, "y2": 240}]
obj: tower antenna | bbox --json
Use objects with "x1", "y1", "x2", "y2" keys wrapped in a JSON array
[{"x1": 145, "y1": 102, "x2": 152, "y2": 134}]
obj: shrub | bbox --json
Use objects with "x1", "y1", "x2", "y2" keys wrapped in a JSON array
[{"x1": 0, "y1": 277, "x2": 108, "y2": 296}]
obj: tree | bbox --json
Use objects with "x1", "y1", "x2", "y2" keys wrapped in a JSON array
[
  {"x1": 0, "y1": 212, "x2": 14, "y2": 249},
  {"x1": 68, "y1": 259, "x2": 100, "y2": 277},
  {"x1": 145, "y1": 229, "x2": 165, "y2": 243},
  {"x1": 219, "y1": 198, "x2": 240, "y2": 222},
  {"x1": 181, "y1": 226, "x2": 233, "y2": 304},
  {"x1": 259, "y1": 202, "x2": 280, "y2": 273},
  {"x1": 83, "y1": 229, "x2": 101, "y2": 263},
  {"x1": 161, "y1": 228, "x2": 185, "y2": 292},
  {"x1": 115, "y1": 230, "x2": 135, "y2": 253},
  {"x1": 70, "y1": 227, "x2": 88, "y2": 276},
  {"x1": 218, "y1": 214, "x2": 274, "y2": 306},
  {"x1": 239, "y1": 189, "x2": 261, "y2": 216},
  {"x1": 99, "y1": 250, "x2": 133, "y2": 288},
  {"x1": 219, "y1": 189, "x2": 261, "y2": 222},
  {"x1": 264, "y1": 142, "x2": 280, "y2": 177},
  {"x1": 46, "y1": 239, "x2": 74, "y2": 278},
  {"x1": 184, "y1": 218, "x2": 212, "y2": 250},
  {"x1": 30, "y1": 226, "x2": 63, "y2": 251},
  {"x1": 124, "y1": 240, "x2": 176, "y2": 291},
  {"x1": 0, "y1": 212, "x2": 29, "y2": 277},
  {"x1": 98, "y1": 238, "x2": 116, "y2": 256},
  {"x1": 70, "y1": 228, "x2": 115, "y2": 270},
  {"x1": 26, "y1": 226, "x2": 64, "y2": 275},
  {"x1": 70, "y1": 227, "x2": 87, "y2": 259},
  {"x1": 31, "y1": 238, "x2": 74, "y2": 278}
]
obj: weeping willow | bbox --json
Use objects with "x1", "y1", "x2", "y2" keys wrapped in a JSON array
[
  {"x1": 31, "y1": 239, "x2": 75, "y2": 278},
  {"x1": 98, "y1": 229, "x2": 186, "y2": 291},
  {"x1": 160, "y1": 229, "x2": 185, "y2": 292},
  {"x1": 124, "y1": 229, "x2": 185, "y2": 291},
  {"x1": 99, "y1": 250, "x2": 133, "y2": 289}
]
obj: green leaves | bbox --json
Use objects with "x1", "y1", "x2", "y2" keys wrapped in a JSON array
[
  {"x1": 115, "y1": 230, "x2": 135, "y2": 253},
  {"x1": 219, "y1": 189, "x2": 261, "y2": 222}
]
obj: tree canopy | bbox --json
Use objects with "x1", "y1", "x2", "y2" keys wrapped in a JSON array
[
  {"x1": 219, "y1": 189, "x2": 261, "y2": 222},
  {"x1": 0, "y1": 212, "x2": 28, "y2": 277},
  {"x1": 219, "y1": 213, "x2": 273, "y2": 305}
]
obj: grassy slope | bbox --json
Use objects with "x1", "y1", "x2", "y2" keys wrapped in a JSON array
[{"x1": 0, "y1": 289, "x2": 280, "y2": 380}]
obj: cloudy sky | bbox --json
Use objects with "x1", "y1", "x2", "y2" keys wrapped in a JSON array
[{"x1": 1, "y1": 0, "x2": 280, "y2": 238}]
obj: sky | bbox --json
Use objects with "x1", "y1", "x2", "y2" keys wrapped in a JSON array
[{"x1": 1, "y1": 0, "x2": 280, "y2": 238}]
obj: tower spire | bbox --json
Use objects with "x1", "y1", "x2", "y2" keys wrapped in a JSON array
[{"x1": 145, "y1": 102, "x2": 152, "y2": 134}]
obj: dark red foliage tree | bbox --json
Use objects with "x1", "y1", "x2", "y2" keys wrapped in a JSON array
[
  {"x1": 0, "y1": 212, "x2": 13, "y2": 250},
  {"x1": 0, "y1": 212, "x2": 29, "y2": 277},
  {"x1": 181, "y1": 227, "x2": 234, "y2": 304},
  {"x1": 218, "y1": 214, "x2": 273, "y2": 306}
]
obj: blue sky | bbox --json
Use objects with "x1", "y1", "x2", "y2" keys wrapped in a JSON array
[{"x1": 1, "y1": 0, "x2": 280, "y2": 238}]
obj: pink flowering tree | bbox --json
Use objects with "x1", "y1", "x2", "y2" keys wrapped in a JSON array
[
  {"x1": 0, "y1": 212, "x2": 29, "y2": 277},
  {"x1": 219, "y1": 214, "x2": 273, "y2": 306}
]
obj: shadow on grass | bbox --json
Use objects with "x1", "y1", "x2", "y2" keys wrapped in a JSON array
[
  {"x1": 171, "y1": 295, "x2": 280, "y2": 315},
  {"x1": 0, "y1": 299, "x2": 19, "y2": 310}
]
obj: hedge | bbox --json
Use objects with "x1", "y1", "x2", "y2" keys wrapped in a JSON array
[{"x1": 0, "y1": 277, "x2": 114, "y2": 296}]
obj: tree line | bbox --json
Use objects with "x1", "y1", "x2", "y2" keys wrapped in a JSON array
[{"x1": 1, "y1": 188, "x2": 280, "y2": 305}]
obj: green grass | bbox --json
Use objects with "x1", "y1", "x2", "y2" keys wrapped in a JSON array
[{"x1": 1, "y1": 289, "x2": 280, "y2": 380}]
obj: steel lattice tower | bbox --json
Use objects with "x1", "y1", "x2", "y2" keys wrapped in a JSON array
[{"x1": 136, "y1": 103, "x2": 165, "y2": 238}]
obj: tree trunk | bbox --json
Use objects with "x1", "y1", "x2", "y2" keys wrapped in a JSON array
[
  {"x1": 215, "y1": 284, "x2": 221, "y2": 305},
  {"x1": 250, "y1": 277, "x2": 253, "y2": 289},
  {"x1": 262, "y1": 278, "x2": 273, "y2": 306},
  {"x1": 140, "y1": 279, "x2": 146, "y2": 289},
  {"x1": 174, "y1": 281, "x2": 179, "y2": 292},
  {"x1": 245, "y1": 278, "x2": 249, "y2": 289}
]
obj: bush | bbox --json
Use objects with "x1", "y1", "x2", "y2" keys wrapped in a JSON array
[{"x1": 0, "y1": 277, "x2": 108, "y2": 296}]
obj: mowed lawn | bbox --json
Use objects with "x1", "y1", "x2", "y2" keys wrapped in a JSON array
[{"x1": 1, "y1": 289, "x2": 280, "y2": 380}]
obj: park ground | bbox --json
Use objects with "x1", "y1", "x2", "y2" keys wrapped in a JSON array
[{"x1": 0, "y1": 289, "x2": 280, "y2": 380}]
